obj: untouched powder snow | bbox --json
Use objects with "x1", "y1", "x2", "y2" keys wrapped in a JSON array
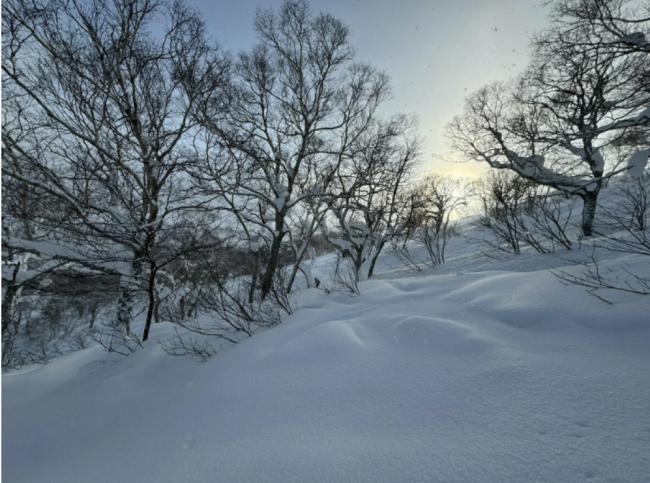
[{"x1": 3, "y1": 250, "x2": 650, "y2": 482}]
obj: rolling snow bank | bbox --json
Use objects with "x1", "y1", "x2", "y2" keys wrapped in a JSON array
[{"x1": 3, "y1": 249, "x2": 650, "y2": 482}]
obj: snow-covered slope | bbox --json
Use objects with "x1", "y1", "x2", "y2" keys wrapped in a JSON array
[{"x1": 3, "y1": 242, "x2": 650, "y2": 482}]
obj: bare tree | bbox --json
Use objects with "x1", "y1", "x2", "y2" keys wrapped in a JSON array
[
  {"x1": 388, "y1": 190, "x2": 425, "y2": 272},
  {"x1": 413, "y1": 175, "x2": 466, "y2": 266},
  {"x1": 2, "y1": 0, "x2": 229, "y2": 345},
  {"x1": 548, "y1": 0, "x2": 650, "y2": 56},
  {"x1": 448, "y1": 0, "x2": 649, "y2": 236},
  {"x1": 193, "y1": 0, "x2": 389, "y2": 300},
  {"x1": 476, "y1": 172, "x2": 532, "y2": 254},
  {"x1": 324, "y1": 117, "x2": 419, "y2": 281}
]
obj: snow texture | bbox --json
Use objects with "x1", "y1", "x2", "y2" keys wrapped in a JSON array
[
  {"x1": 627, "y1": 148, "x2": 650, "y2": 178},
  {"x1": 3, "y1": 227, "x2": 650, "y2": 483}
]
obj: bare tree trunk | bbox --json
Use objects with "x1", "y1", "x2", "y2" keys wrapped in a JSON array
[
  {"x1": 286, "y1": 240, "x2": 313, "y2": 294},
  {"x1": 367, "y1": 239, "x2": 387, "y2": 278},
  {"x1": 2, "y1": 284, "x2": 18, "y2": 332},
  {"x1": 248, "y1": 251, "x2": 260, "y2": 304},
  {"x1": 581, "y1": 189, "x2": 600, "y2": 237},
  {"x1": 153, "y1": 285, "x2": 161, "y2": 324},
  {"x1": 260, "y1": 218, "x2": 286, "y2": 300},
  {"x1": 353, "y1": 248, "x2": 366, "y2": 282},
  {"x1": 1, "y1": 283, "x2": 21, "y2": 364},
  {"x1": 286, "y1": 263, "x2": 300, "y2": 295},
  {"x1": 142, "y1": 264, "x2": 157, "y2": 342}
]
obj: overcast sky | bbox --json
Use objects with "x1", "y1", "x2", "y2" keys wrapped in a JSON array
[{"x1": 190, "y1": 0, "x2": 549, "y2": 178}]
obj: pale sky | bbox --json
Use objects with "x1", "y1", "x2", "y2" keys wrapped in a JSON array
[{"x1": 190, "y1": 0, "x2": 549, "y2": 178}]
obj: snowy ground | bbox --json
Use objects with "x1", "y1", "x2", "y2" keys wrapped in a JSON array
[{"x1": 3, "y1": 228, "x2": 650, "y2": 482}]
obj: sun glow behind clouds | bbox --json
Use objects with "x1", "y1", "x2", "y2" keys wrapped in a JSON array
[{"x1": 430, "y1": 153, "x2": 490, "y2": 179}]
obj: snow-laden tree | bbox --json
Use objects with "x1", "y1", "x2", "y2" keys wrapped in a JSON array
[
  {"x1": 192, "y1": 0, "x2": 389, "y2": 300},
  {"x1": 448, "y1": 0, "x2": 649, "y2": 236},
  {"x1": 2, "y1": 0, "x2": 229, "y2": 344}
]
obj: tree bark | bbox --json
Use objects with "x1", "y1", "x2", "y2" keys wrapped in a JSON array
[
  {"x1": 1, "y1": 283, "x2": 21, "y2": 365},
  {"x1": 142, "y1": 264, "x2": 157, "y2": 342},
  {"x1": 367, "y1": 239, "x2": 387, "y2": 279},
  {"x1": 116, "y1": 257, "x2": 143, "y2": 336},
  {"x1": 581, "y1": 189, "x2": 600, "y2": 237},
  {"x1": 248, "y1": 251, "x2": 260, "y2": 304},
  {"x1": 260, "y1": 218, "x2": 286, "y2": 300}
]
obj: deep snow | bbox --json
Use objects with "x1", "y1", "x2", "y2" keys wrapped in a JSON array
[{"x1": 3, "y1": 233, "x2": 650, "y2": 482}]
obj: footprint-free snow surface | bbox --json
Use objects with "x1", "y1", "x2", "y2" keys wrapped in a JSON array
[{"x1": 3, "y1": 250, "x2": 650, "y2": 482}]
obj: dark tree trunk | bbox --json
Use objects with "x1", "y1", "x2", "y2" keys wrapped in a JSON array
[
  {"x1": 581, "y1": 189, "x2": 600, "y2": 237},
  {"x1": 1, "y1": 284, "x2": 18, "y2": 335},
  {"x1": 286, "y1": 241, "x2": 312, "y2": 294},
  {"x1": 367, "y1": 239, "x2": 387, "y2": 279},
  {"x1": 353, "y1": 247, "x2": 365, "y2": 282},
  {"x1": 142, "y1": 264, "x2": 157, "y2": 342},
  {"x1": 248, "y1": 251, "x2": 259, "y2": 304},
  {"x1": 260, "y1": 218, "x2": 286, "y2": 300},
  {"x1": 1, "y1": 283, "x2": 20, "y2": 364},
  {"x1": 154, "y1": 291, "x2": 161, "y2": 324}
]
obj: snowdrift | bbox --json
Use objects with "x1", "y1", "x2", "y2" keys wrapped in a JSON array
[{"x1": 4, "y1": 244, "x2": 650, "y2": 482}]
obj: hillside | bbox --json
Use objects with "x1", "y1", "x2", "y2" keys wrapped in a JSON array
[
  {"x1": 3, "y1": 0, "x2": 649, "y2": 481},
  {"x1": 3, "y1": 232, "x2": 650, "y2": 483}
]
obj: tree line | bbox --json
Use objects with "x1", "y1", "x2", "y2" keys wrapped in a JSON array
[
  {"x1": 2, "y1": 0, "x2": 648, "y2": 366},
  {"x1": 2, "y1": 0, "x2": 423, "y2": 361}
]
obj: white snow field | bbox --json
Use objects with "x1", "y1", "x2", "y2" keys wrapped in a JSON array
[{"x1": 3, "y1": 239, "x2": 650, "y2": 482}]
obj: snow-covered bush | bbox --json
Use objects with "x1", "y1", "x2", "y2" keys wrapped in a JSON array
[
  {"x1": 477, "y1": 172, "x2": 578, "y2": 255},
  {"x1": 477, "y1": 172, "x2": 537, "y2": 254}
]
